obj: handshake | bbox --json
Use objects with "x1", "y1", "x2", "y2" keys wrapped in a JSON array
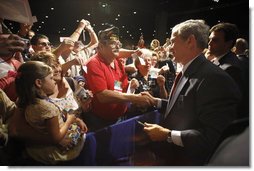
[{"x1": 132, "y1": 91, "x2": 159, "y2": 108}]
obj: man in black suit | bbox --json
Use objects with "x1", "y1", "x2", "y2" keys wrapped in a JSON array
[
  {"x1": 208, "y1": 23, "x2": 248, "y2": 119},
  {"x1": 142, "y1": 19, "x2": 242, "y2": 165}
]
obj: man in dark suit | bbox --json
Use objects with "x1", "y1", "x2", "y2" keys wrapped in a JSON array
[
  {"x1": 142, "y1": 19, "x2": 242, "y2": 165},
  {"x1": 208, "y1": 23, "x2": 248, "y2": 119}
]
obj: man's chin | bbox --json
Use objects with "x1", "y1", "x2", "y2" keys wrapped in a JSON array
[{"x1": 112, "y1": 51, "x2": 119, "y2": 56}]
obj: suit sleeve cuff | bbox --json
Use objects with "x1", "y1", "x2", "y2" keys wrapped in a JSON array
[{"x1": 171, "y1": 130, "x2": 184, "y2": 147}]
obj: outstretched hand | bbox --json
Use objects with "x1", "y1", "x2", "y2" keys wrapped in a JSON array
[
  {"x1": 133, "y1": 92, "x2": 155, "y2": 108},
  {"x1": 140, "y1": 91, "x2": 159, "y2": 107}
]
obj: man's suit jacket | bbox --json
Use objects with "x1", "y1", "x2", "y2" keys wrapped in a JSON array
[
  {"x1": 157, "y1": 55, "x2": 241, "y2": 165},
  {"x1": 213, "y1": 52, "x2": 248, "y2": 119}
]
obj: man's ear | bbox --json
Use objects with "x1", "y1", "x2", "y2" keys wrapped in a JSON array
[
  {"x1": 188, "y1": 34, "x2": 196, "y2": 43},
  {"x1": 98, "y1": 42, "x2": 104, "y2": 49},
  {"x1": 35, "y1": 79, "x2": 42, "y2": 88},
  {"x1": 187, "y1": 34, "x2": 196, "y2": 48}
]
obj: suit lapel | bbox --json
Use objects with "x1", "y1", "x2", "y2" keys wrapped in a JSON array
[
  {"x1": 164, "y1": 76, "x2": 188, "y2": 118},
  {"x1": 164, "y1": 54, "x2": 207, "y2": 119}
]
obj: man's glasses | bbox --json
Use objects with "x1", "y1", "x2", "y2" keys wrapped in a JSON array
[
  {"x1": 106, "y1": 41, "x2": 122, "y2": 49},
  {"x1": 37, "y1": 42, "x2": 52, "y2": 47}
]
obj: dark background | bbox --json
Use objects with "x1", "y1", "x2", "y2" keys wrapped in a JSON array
[{"x1": 5, "y1": 0, "x2": 249, "y2": 47}]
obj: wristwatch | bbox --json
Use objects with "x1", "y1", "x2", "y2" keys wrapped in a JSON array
[{"x1": 166, "y1": 131, "x2": 173, "y2": 143}]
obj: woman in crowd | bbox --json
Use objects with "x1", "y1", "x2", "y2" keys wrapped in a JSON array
[
  {"x1": 30, "y1": 51, "x2": 93, "y2": 120},
  {"x1": 15, "y1": 61, "x2": 86, "y2": 164}
]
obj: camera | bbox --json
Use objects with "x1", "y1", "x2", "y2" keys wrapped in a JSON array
[
  {"x1": 148, "y1": 75, "x2": 156, "y2": 88},
  {"x1": 75, "y1": 87, "x2": 91, "y2": 102}
]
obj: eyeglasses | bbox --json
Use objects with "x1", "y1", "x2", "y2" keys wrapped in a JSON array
[
  {"x1": 37, "y1": 42, "x2": 52, "y2": 47},
  {"x1": 106, "y1": 41, "x2": 122, "y2": 49}
]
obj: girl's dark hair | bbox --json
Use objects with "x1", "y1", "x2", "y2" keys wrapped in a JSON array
[{"x1": 15, "y1": 61, "x2": 52, "y2": 108}]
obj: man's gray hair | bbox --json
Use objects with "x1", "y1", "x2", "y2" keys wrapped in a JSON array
[{"x1": 172, "y1": 19, "x2": 210, "y2": 49}]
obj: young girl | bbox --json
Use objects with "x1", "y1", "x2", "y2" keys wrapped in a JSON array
[
  {"x1": 30, "y1": 51, "x2": 93, "y2": 119},
  {"x1": 15, "y1": 61, "x2": 85, "y2": 165}
]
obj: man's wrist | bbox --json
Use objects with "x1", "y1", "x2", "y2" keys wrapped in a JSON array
[{"x1": 166, "y1": 130, "x2": 172, "y2": 143}]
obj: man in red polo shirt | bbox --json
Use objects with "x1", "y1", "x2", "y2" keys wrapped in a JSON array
[{"x1": 84, "y1": 26, "x2": 154, "y2": 131}]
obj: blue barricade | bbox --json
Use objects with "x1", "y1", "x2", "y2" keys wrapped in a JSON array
[{"x1": 72, "y1": 110, "x2": 161, "y2": 165}]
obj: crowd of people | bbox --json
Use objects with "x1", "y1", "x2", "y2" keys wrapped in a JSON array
[{"x1": 0, "y1": 15, "x2": 249, "y2": 166}]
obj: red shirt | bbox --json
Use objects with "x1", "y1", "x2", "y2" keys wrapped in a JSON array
[
  {"x1": 0, "y1": 58, "x2": 21, "y2": 101},
  {"x1": 84, "y1": 53, "x2": 129, "y2": 121}
]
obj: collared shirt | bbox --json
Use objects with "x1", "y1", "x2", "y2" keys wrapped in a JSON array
[
  {"x1": 0, "y1": 57, "x2": 21, "y2": 101},
  {"x1": 84, "y1": 53, "x2": 129, "y2": 121}
]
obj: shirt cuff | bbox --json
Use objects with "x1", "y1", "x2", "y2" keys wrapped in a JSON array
[
  {"x1": 171, "y1": 130, "x2": 184, "y2": 147},
  {"x1": 156, "y1": 99, "x2": 162, "y2": 108}
]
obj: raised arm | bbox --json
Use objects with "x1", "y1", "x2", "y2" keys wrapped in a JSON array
[
  {"x1": 52, "y1": 19, "x2": 87, "y2": 59},
  {"x1": 82, "y1": 21, "x2": 98, "y2": 49}
]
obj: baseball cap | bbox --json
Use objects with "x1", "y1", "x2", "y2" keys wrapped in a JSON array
[{"x1": 98, "y1": 26, "x2": 119, "y2": 42}]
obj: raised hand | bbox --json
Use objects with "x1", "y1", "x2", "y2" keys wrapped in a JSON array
[
  {"x1": 0, "y1": 34, "x2": 25, "y2": 57},
  {"x1": 79, "y1": 19, "x2": 90, "y2": 29},
  {"x1": 130, "y1": 78, "x2": 139, "y2": 90},
  {"x1": 61, "y1": 38, "x2": 75, "y2": 50},
  {"x1": 156, "y1": 75, "x2": 166, "y2": 87}
]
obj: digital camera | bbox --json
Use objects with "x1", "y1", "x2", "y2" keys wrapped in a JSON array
[{"x1": 75, "y1": 87, "x2": 91, "y2": 102}]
